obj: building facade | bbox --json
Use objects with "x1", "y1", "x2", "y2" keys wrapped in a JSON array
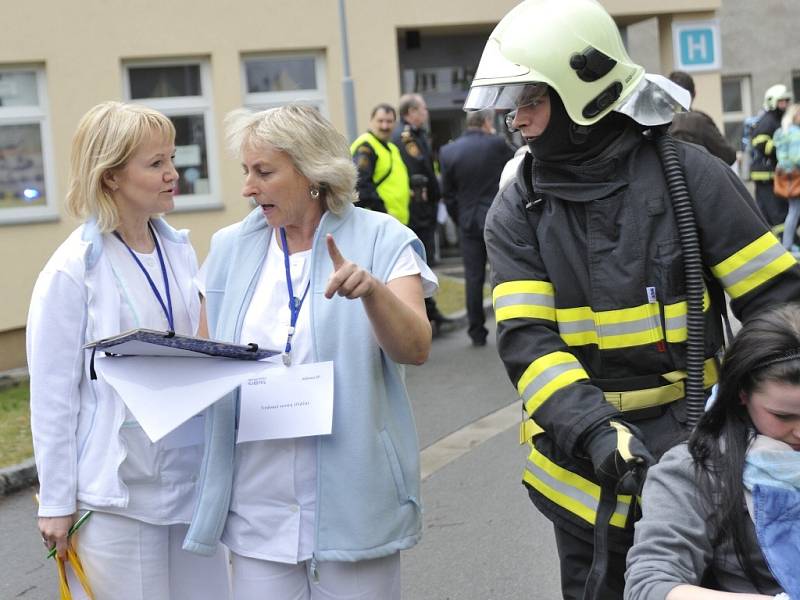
[{"x1": 0, "y1": 0, "x2": 735, "y2": 369}]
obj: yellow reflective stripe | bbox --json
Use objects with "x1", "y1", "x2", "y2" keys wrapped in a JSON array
[
  {"x1": 557, "y1": 303, "x2": 662, "y2": 349},
  {"x1": 750, "y1": 170, "x2": 774, "y2": 181},
  {"x1": 604, "y1": 357, "x2": 719, "y2": 412},
  {"x1": 663, "y1": 289, "x2": 711, "y2": 343},
  {"x1": 711, "y1": 233, "x2": 797, "y2": 299},
  {"x1": 751, "y1": 134, "x2": 772, "y2": 148},
  {"x1": 517, "y1": 352, "x2": 588, "y2": 416},
  {"x1": 493, "y1": 280, "x2": 556, "y2": 322},
  {"x1": 765, "y1": 139, "x2": 775, "y2": 155},
  {"x1": 610, "y1": 421, "x2": 634, "y2": 461},
  {"x1": 519, "y1": 418, "x2": 544, "y2": 445},
  {"x1": 523, "y1": 446, "x2": 631, "y2": 528}
]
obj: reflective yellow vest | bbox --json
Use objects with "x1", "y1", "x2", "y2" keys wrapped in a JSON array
[{"x1": 351, "y1": 133, "x2": 410, "y2": 225}]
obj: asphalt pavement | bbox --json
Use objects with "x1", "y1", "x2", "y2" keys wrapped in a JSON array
[{"x1": 0, "y1": 313, "x2": 562, "y2": 600}]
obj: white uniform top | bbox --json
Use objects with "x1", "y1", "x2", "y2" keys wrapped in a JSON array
[
  {"x1": 79, "y1": 231, "x2": 203, "y2": 525},
  {"x1": 218, "y1": 229, "x2": 436, "y2": 563}
]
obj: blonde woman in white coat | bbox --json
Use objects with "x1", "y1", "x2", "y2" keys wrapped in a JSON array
[{"x1": 27, "y1": 102, "x2": 229, "y2": 600}]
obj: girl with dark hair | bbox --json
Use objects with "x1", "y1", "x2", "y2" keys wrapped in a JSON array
[{"x1": 625, "y1": 303, "x2": 800, "y2": 600}]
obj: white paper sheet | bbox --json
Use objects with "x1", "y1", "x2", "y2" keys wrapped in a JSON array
[
  {"x1": 162, "y1": 413, "x2": 205, "y2": 450},
  {"x1": 237, "y1": 361, "x2": 334, "y2": 443},
  {"x1": 96, "y1": 355, "x2": 272, "y2": 442}
]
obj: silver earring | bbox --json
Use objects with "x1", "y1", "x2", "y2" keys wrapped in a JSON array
[{"x1": 310, "y1": 187, "x2": 320, "y2": 200}]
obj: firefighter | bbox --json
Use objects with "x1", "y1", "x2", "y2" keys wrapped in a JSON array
[
  {"x1": 750, "y1": 84, "x2": 793, "y2": 228},
  {"x1": 465, "y1": 1, "x2": 800, "y2": 598},
  {"x1": 351, "y1": 103, "x2": 411, "y2": 225}
]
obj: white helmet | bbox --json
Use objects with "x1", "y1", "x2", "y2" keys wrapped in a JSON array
[
  {"x1": 763, "y1": 84, "x2": 791, "y2": 111},
  {"x1": 464, "y1": 0, "x2": 688, "y2": 127}
]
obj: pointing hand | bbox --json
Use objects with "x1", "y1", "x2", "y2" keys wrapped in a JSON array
[{"x1": 324, "y1": 234, "x2": 377, "y2": 300}]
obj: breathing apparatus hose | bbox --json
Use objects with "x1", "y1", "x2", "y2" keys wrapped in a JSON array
[{"x1": 653, "y1": 131, "x2": 707, "y2": 428}]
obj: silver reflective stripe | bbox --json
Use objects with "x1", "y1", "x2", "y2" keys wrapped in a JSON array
[
  {"x1": 558, "y1": 319, "x2": 596, "y2": 335},
  {"x1": 717, "y1": 243, "x2": 785, "y2": 290},
  {"x1": 665, "y1": 312, "x2": 686, "y2": 333},
  {"x1": 494, "y1": 292, "x2": 554, "y2": 311},
  {"x1": 598, "y1": 317, "x2": 657, "y2": 337},
  {"x1": 526, "y1": 459, "x2": 629, "y2": 520},
  {"x1": 559, "y1": 316, "x2": 656, "y2": 337},
  {"x1": 520, "y1": 361, "x2": 581, "y2": 403}
]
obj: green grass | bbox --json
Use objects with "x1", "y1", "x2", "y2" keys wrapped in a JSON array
[
  {"x1": 0, "y1": 381, "x2": 32, "y2": 468},
  {"x1": 433, "y1": 273, "x2": 490, "y2": 316}
]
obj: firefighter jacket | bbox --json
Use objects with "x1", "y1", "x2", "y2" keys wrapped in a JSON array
[
  {"x1": 485, "y1": 128, "x2": 800, "y2": 542},
  {"x1": 392, "y1": 120, "x2": 440, "y2": 231},
  {"x1": 750, "y1": 109, "x2": 783, "y2": 182},
  {"x1": 351, "y1": 132, "x2": 411, "y2": 225}
]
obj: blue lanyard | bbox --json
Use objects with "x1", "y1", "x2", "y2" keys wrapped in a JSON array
[
  {"x1": 112, "y1": 222, "x2": 175, "y2": 332},
  {"x1": 280, "y1": 227, "x2": 310, "y2": 365}
]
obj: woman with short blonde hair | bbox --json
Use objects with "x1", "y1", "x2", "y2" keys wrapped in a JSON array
[
  {"x1": 225, "y1": 104, "x2": 357, "y2": 215},
  {"x1": 184, "y1": 104, "x2": 435, "y2": 599},
  {"x1": 28, "y1": 100, "x2": 229, "y2": 599}
]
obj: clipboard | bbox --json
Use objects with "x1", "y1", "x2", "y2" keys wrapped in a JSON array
[
  {"x1": 84, "y1": 328, "x2": 279, "y2": 380},
  {"x1": 85, "y1": 328, "x2": 278, "y2": 359}
]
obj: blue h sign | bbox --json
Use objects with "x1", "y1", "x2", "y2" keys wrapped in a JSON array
[
  {"x1": 680, "y1": 29, "x2": 714, "y2": 66},
  {"x1": 673, "y1": 20, "x2": 721, "y2": 72}
]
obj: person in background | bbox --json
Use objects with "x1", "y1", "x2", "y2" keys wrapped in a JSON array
[
  {"x1": 183, "y1": 104, "x2": 435, "y2": 600},
  {"x1": 751, "y1": 84, "x2": 793, "y2": 227},
  {"x1": 393, "y1": 93, "x2": 456, "y2": 334},
  {"x1": 668, "y1": 70, "x2": 737, "y2": 166},
  {"x1": 440, "y1": 108, "x2": 514, "y2": 346},
  {"x1": 351, "y1": 103, "x2": 411, "y2": 225},
  {"x1": 27, "y1": 101, "x2": 229, "y2": 599},
  {"x1": 773, "y1": 103, "x2": 800, "y2": 251},
  {"x1": 625, "y1": 303, "x2": 799, "y2": 600}
]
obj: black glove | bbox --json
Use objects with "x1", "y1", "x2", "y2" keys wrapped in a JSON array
[{"x1": 582, "y1": 420, "x2": 655, "y2": 495}]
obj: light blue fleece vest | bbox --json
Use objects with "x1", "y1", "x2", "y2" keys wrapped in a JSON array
[{"x1": 183, "y1": 204, "x2": 424, "y2": 562}]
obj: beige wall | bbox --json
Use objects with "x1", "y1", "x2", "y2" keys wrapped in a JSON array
[{"x1": 0, "y1": 0, "x2": 721, "y2": 368}]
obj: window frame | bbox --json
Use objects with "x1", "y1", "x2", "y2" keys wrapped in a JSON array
[
  {"x1": 241, "y1": 52, "x2": 328, "y2": 116},
  {"x1": 720, "y1": 74, "x2": 752, "y2": 152},
  {"x1": 122, "y1": 58, "x2": 221, "y2": 212},
  {"x1": 0, "y1": 65, "x2": 58, "y2": 225}
]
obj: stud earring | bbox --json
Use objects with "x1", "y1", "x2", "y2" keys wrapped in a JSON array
[{"x1": 310, "y1": 187, "x2": 320, "y2": 200}]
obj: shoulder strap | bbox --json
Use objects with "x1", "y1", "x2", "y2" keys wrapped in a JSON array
[
  {"x1": 521, "y1": 151, "x2": 545, "y2": 212},
  {"x1": 374, "y1": 150, "x2": 394, "y2": 188}
]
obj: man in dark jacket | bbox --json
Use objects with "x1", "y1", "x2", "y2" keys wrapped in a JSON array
[
  {"x1": 392, "y1": 93, "x2": 454, "y2": 333},
  {"x1": 440, "y1": 109, "x2": 514, "y2": 346},
  {"x1": 668, "y1": 70, "x2": 737, "y2": 165},
  {"x1": 751, "y1": 83, "x2": 792, "y2": 227},
  {"x1": 465, "y1": 1, "x2": 800, "y2": 598}
]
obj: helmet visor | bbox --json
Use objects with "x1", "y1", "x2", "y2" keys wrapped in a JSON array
[{"x1": 464, "y1": 82, "x2": 548, "y2": 111}]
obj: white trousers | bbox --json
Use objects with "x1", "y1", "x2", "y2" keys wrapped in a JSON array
[
  {"x1": 230, "y1": 551, "x2": 401, "y2": 600},
  {"x1": 67, "y1": 512, "x2": 231, "y2": 600}
]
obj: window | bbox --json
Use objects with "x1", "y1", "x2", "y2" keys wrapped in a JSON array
[
  {"x1": 0, "y1": 67, "x2": 57, "y2": 224},
  {"x1": 242, "y1": 53, "x2": 327, "y2": 115},
  {"x1": 721, "y1": 75, "x2": 752, "y2": 152},
  {"x1": 123, "y1": 60, "x2": 220, "y2": 211}
]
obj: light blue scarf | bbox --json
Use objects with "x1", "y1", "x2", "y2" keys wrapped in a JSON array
[{"x1": 743, "y1": 436, "x2": 800, "y2": 599}]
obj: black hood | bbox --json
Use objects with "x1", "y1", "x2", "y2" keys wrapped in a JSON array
[
  {"x1": 526, "y1": 89, "x2": 645, "y2": 202},
  {"x1": 527, "y1": 87, "x2": 637, "y2": 164}
]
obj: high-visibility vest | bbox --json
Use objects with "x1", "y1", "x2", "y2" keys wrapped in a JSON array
[{"x1": 351, "y1": 133, "x2": 410, "y2": 225}]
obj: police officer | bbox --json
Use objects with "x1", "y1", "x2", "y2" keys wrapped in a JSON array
[
  {"x1": 351, "y1": 103, "x2": 411, "y2": 225},
  {"x1": 751, "y1": 84, "x2": 793, "y2": 227},
  {"x1": 466, "y1": 1, "x2": 800, "y2": 598},
  {"x1": 393, "y1": 93, "x2": 455, "y2": 332}
]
